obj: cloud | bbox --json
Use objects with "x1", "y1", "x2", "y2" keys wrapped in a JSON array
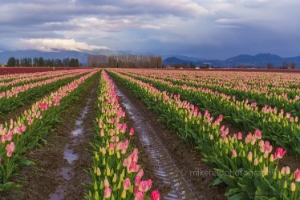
[
  {"x1": 0, "y1": 0, "x2": 300, "y2": 59},
  {"x1": 3, "y1": 38, "x2": 109, "y2": 52}
]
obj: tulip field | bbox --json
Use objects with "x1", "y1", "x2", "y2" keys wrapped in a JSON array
[
  {"x1": 1, "y1": 67, "x2": 300, "y2": 199},
  {"x1": 106, "y1": 68, "x2": 300, "y2": 200}
]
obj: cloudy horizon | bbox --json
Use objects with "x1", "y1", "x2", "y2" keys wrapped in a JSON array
[{"x1": 0, "y1": 0, "x2": 299, "y2": 60}]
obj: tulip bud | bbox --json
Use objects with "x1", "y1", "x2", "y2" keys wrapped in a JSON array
[
  {"x1": 254, "y1": 158, "x2": 259, "y2": 166},
  {"x1": 264, "y1": 151, "x2": 269, "y2": 159},
  {"x1": 121, "y1": 189, "x2": 126, "y2": 199},
  {"x1": 285, "y1": 166, "x2": 291, "y2": 175},
  {"x1": 281, "y1": 167, "x2": 286, "y2": 176},
  {"x1": 104, "y1": 178, "x2": 109, "y2": 187},
  {"x1": 290, "y1": 182, "x2": 296, "y2": 192},
  {"x1": 278, "y1": 171, "x2": 282, "y2": 180},
  {"x1": 283, "y1": 180, "x2": 287, "y2": 188},
  {"x1": 247, "y1": 152, "x2": 253, "y2": 162},
  {"x1": 95, "y1": 191, "x2": 99, "y2": 200},
  {"x1": 112, "y1": 173, "x2": 117, "y2": 183},
  {"x1": 269, "y1": 154, "x2": 274, "y2": 162},
  {"x1": 97, "y1": 167, "x2": 101, "y2": 176},
  {"x1": 262, "y1": 166, "x2": 268, "y2": 177},
  {"x1": 232, "y1": 149, "x2": 237, "y2": 158},
  {"x1": 94, "y1": 181, "x2": 98, "y2": 191},
  {"x1": 273, "y1": 171, "x2": 277, "y2": 180}
]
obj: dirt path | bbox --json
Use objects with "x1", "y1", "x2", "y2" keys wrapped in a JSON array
[
  {"x1": 111, "y1": 77, "x2": 227, "y2": 200},
  {"x1": 2, "y1": 75, "x2": 99, "y2": 200}
]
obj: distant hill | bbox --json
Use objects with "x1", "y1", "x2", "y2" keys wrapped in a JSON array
[
  {"x1": 163, "y1": 57, "x2": 194, "y2": 65},
  {"x1": 164, "y1": 53, "x2": 300, "y2": 67}
]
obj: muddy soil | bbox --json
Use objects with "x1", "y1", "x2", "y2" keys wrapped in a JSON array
[
  {"x1": 111, "y1": 75, "x2": 227, "y2": 200},
  {"x1": 1, "y1": 76, "x2": 99, "y2": 200}
]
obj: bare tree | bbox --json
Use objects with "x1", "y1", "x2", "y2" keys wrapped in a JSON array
[
  {"x1": 282, "y1": 61, "x2": 289, "y2": 69},
  {"x1": 289, "y1": 62, "x2": 296, "y2": 69},
  {"x1": 267, "y1": 63, "x2": 274, "y2": 69}
]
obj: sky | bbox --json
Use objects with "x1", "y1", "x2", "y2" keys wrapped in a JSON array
[{"x1": 0, "y1": 0, "x2": 300, "y2": 60}]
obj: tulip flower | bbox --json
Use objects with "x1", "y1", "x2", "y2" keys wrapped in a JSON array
[
  {"x1": 137, "y1": 169, "x2": 144, "y2": 178},
  {"x1": 237, "y1": 132, "x2": 243, "y2": 140},
  {"x1": 5, "y1": 142, "x2": 15, "y2": 157},
  {"x1": 104, "y1": 186, "x2": 112, "y2": 198},
  {"x1": 253, "y1": 158, "x2": 259, "y2": 166},
  {"x1": 247, "y1": 151, "x2": 253, "y2": 162},
  {"x1": 129, "y1": 127, "x2": 135, "y2": 135},
  {"x1": 134, "y1": 191, "x2": 144, "y2": 200},
  {"x1": 231, "y1": 149, "x2": 237, "y2": 158},
  {"x1": 295, "y1": 170, "x2": 300, "y2": 182},
  {"x1": 151, "y1": 190, "x2": 161, "y2": 200},
  {"x1": 290, "y1": 182, "x2": 296, "y2": 192},
  {"x1": 274, "y1": 147, "x2": 287, "y2": 159},
  {"x1": 123, "y1": 178, "x2": 131, "y2": 190},
  {"x1": 262, "y1": 166, "x2": 268, "y2": 177},
  {"x1": 254, "y1": 129, "x2": 262, "y2": 139}
]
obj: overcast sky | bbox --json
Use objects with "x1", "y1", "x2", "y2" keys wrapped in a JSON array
[{"x1": 0, "y1": 0, "x2": 299, "y2": 59}]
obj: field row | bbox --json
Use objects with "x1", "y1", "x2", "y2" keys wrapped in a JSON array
[{"x1": 107, "y1": 68, "x2": 300, "y2": 200}]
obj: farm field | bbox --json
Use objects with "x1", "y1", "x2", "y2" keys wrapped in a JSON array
[{"x1": 1, "y1": 68, "x2": 300, "y2": 200}]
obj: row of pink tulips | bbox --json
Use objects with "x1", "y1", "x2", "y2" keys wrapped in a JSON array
[
  {"x1": 85, "y1": 70, "x2": 160, "y2": 200},
  {"x1": 117, "y1": 69, "x2": 300, "y2": 155},
  {"x1": 0, "y1": 69, "x2": 89, "y2": 99},
  {"x1": 0, "y1": 69, "x2": 79, "y2": 87},
  {"x1": 107, "y1": 69, "x2": 300, "y2": 199},
  {"x1": 0, "y1": 69, "x2": 99, "y2": 192}
]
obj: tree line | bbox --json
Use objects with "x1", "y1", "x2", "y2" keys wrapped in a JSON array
[
  {"x1": 6, "y1": 57, "x2": 80, "y2": 67},
  {"x1": 87, "y1": 54, "x2": 163, "y2": 68},
  {"x1": 267, "y1": 62, "x2": 296, "y2": 69}
]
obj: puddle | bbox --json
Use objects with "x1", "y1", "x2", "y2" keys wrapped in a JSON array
[
  {"x1": 113, "y1": 82, "x2": 203, "y2": 200},
  {"x1": 49, "y1": 187, "x2": 64, "y2": 200},
  {"x1": 75, "y1": 119, "x2": 83, "y2": 125},
  {"x1": 60, "y1": 167, "x2": 72, "y2": 180},
  {"x1": 63, "y1": 146, "x2": 78, "y2": 164},
  {"x1": 49, "y1": 92, "x2": 94, "y2": 199},
  {"x1": 71, "y1": 127, "x2": 84, "y2": 136}
]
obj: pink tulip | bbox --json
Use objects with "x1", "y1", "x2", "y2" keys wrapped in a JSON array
[
  {"x1": 245, "y1": 133, "x2": 252, "y2": 143},
  {"x1": 237, "y1": 132, "x2": 243, "y2": 140},
  {"x1": 274, "y1": 147, "x2": 287, "y2": 159},
  {"x1": 128, "y1": 161, "x2": 140, "y2": 173},
  {"x1": 134, "y1": 191, "x2": 144, "y2": 200},
  {"x1": 295, "y1": 170, "x2": 300, "y2": 182},
  {"x1": 129, "y1": 127, "x2": 135, "y2": 135},
  {"x1": 264, "y1": 141, "x2": 272, "y2": 153},
  {"x1": 123, "y1": 178, "x2": 131, "y2": 190},
  {"x1": 231, "y1": 149, "x2": 237, "y2": 158},
  {"x1": 151, "y1": 190, "x2": 161, "y2": 200},
  {"x1": 5, "y1": 142, "x2": 15, "y2": 157},
  {"x1": 254, "y1": 130, "x2": 262, "y2": 139},
  {"x1": 135, "y1": 175, "x2": 141, "y2": 186},
  {"x1": 138, "y1": 180, "x2": 151, "y2": 192},
  {"x1": 137, "y1": 169, "x2": 144, "y2": 178},
  {"x1": 123, "y1": 159, "x2": 129, "y2": 167},
  {"x1": 254, "y1": 158, "x2": 259, "y2": 166},
  {"x1": 100, "y1": 129, "x2": 104, "y2": 137},
  {"x1": 104, "y1": 186, "x2": 112, "y2": 198}
]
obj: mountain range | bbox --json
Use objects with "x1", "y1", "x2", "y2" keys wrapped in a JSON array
[
  {"x1": 163, "y1": 53, "x2": 300, "y2": 67},
  {"x1": 0, "y1": 50, "x2": 299, "y2": 67}
]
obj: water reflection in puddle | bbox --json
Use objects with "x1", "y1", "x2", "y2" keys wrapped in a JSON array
[{"x1": 63, "y1": 146, "x2": 78, "y2": 164}]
